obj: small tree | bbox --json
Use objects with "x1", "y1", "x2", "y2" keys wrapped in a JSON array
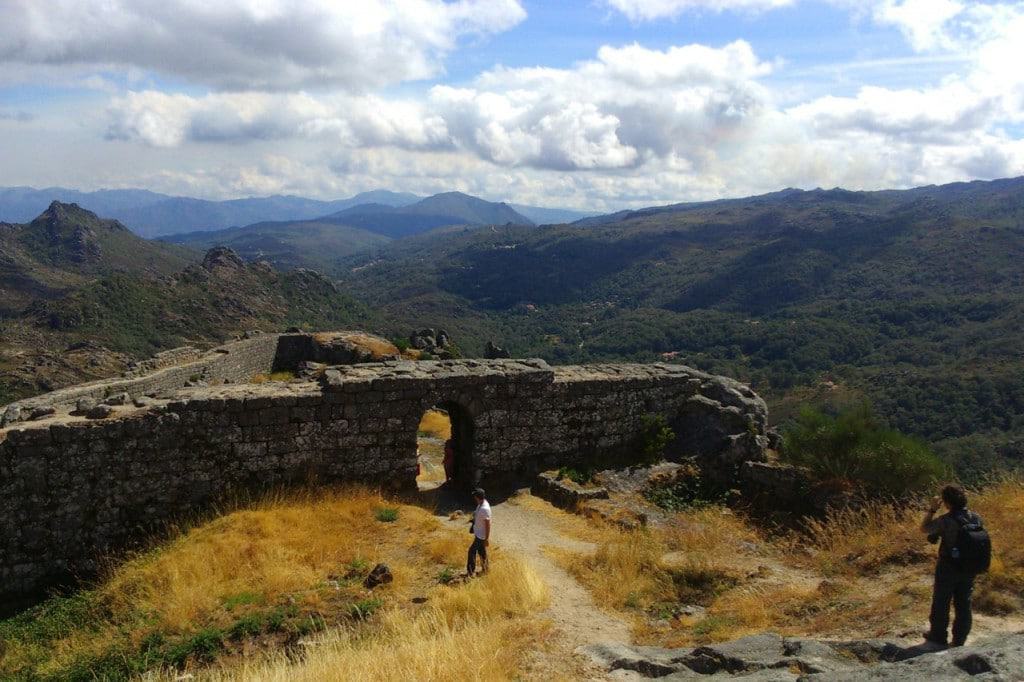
[
  {"x1": 639, "y1": 414, "x2": 676, "y2": 464},
  {"x1": 782, "y1": 403, "x2": 948, "y2": 497}
]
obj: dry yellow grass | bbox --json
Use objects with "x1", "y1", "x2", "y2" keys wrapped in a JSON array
[
  {"x1": 550, "y1": 507, "x2": 749, "y2": 634},
  {"x1": 185, "y1": 558, "x2": 550, "y2": 682},
  {"x1": 797, "y1": 503, "x2": 928, "y2": 577},
  {"x1": 550, "y1": 476, "x2": 1024, "y2": 647},
  {"x1": 9, "y1": 488, "x2": 508, "y2": 678},
  {"x1": 101, "y1": 488, "x2": 434, "y2": 632},
  {"x1": 418, "y1": 409, "x2": 452, "y2": 440},
  {"x1": 251, "y1": 371, "x2": 295, "y2": 384},
  {"x1": 312, "y1": 332, "x2": 400, "y2": 360},
  {"x1": 971, "y1": 475, "x2": 1024, "y2": 614}
]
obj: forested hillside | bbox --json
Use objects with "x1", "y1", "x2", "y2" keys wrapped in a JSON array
[
  {"x1": 0, "y1": 205, "x2": 373, "y2": 404},
  {"x1": 338, "y1": 178, "x2": 1024, "y2": 479}
]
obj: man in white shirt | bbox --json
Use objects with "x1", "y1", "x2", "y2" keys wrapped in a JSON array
[{"x1": 467, "y1": 487, "x2": 491, "y2": 576}]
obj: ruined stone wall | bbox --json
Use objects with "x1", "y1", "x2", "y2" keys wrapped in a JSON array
[
  {"x1": 1, "y1": 334, "x2": 282, "y2": 421},
  {"x1": 0, "y1": 358, "x2": 767, "y2": 608}
]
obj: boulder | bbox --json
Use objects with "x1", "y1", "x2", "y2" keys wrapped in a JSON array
[
  {"x1": 532, "y1": 470, "x2": 609, "y2": 510},
  {"x1": 1, "y1": 404, "x2": 22, "y2": 427},
  {"x1": 86, "y1": 404, "x2": 115, "y2": 420},
  {"x1": 104, "y1": 392, "x2": 131, "y2": 406},
  {"x1": 28, "y1": 406, "x2": 56, "y2": 421},
  {"x1": 75, "y1": 397, "x2": 97, "y2": 414},
  {"x1": 484, "y1": 341, "x2": 511, "y2": 359},
  {"x1": 364, "y1": 563, "x2": 393, "y2": 589}
]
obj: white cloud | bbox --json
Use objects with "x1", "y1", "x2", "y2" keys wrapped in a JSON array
[
  {"x1": 6, "y1": 0, "x2": 1024, "y2": 211},
  {"x1": 606, "y1": 0, "x2": 794, "y2": 21},
  {"x1": 105, "y1": 90, "x2": 454, "y2": 151},
  {"x1": 0, "y1": 0, "x2": 526, "y2": 91},
  {"x1": 871, "y1": 0, "x2": 966, "y2": 51},
  {"x1": 106, "y1": 41, "x2": 774, "y2": 174}
]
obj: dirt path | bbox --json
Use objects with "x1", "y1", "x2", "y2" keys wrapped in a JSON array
[{"x1": 441, "y1": 492, "x2": 631, "y2": 679}]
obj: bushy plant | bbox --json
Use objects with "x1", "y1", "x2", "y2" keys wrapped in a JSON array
[
  {"x1": 375, "y1": 507, "x2": 400, "y2": 522},
  {"x1": 782, "y1": 403, "x2": 949, "y2": 497},
  {"x1": 556, "y1": 466, "x2": 594, "y2": 485},
  {"x1": 638, "y1": 414, "x2": 676, "y2": 464},
  {"x1": 643, "y1": 464, "x2": 722, "y2": 511}
]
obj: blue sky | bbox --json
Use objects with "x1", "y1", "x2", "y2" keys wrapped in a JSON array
[{"x1": 0, "y1": 0, "x2": 1022, "y2": 210}]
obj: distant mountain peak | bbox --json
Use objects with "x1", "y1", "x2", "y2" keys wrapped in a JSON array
[{"x1": 32, "y1": 201, "x2": 129, "y2": 235}]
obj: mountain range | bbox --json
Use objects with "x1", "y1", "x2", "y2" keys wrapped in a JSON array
[
  {"x1": 0, "y1": 186, "x2": 594, "y2": 238},
  {"x1": 162, "y1": 191, "x2": 535, "y2": 270},
  {"x1": 0, "y1": 202, "x2": 371, "y2": 404},
  {"x1": 2, "y1": 178, "x2": 1023, "y2": 481},
  {"x1": 331, "y1": 176, "x2": 1024, "y2": 480}
]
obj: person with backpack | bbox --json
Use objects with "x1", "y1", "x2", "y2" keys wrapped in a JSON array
[{"x1": 920, "y1": 484, "x2": 991, "y2": 647}]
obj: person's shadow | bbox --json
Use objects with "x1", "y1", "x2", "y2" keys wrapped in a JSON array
[{"x1": 880, "y1": 640, "x2": 949, "y2": 662}]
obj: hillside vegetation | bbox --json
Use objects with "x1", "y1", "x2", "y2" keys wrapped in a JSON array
[
  {"x1": 337, "y1": 177, "x2": 1024, "y2": 479},
  {"x1": 0, "y1": 204, "x2": 375, "y2": 404},
  {"x1": 0, "y1": 489, "x2": 550, "y2": 681},
  {"x1": 164, "y1": 220, "x2": 390, "y2": 272},
  {"x1": 544, "y1": 475, "x2": 1024, "y2": 647}
]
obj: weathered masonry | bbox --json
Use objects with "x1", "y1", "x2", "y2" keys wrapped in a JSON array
[{"x1": 0, "y1": 338, "x2": 768, "y2": 608}]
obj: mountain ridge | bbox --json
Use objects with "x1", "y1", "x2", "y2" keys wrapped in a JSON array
[{"x1": 0, "y1": 186, "x2": 588, "y2": 238}]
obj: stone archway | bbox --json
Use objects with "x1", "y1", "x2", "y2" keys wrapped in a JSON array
[{"x1": 414, "y1": 399, "x2": 476, "y2": 492}]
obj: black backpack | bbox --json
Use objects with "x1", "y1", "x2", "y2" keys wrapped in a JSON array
[{"x1": 951, "y1": 511, "x2": 992, "y2": 574}]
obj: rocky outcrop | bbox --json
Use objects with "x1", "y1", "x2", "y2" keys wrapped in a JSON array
[
  {"x1": 409, "y1": 328, "x2": 455, "y2": 358},
  {"x1": 532, "y1": 470, "x2": 610, "y2": 509},
  {"x1": 484, "y1": 340, "x2": 511, "y2": 359},
  {"x1": 580, "y1": 631, "x2": 1024, "y2": 680},
  {"x1": 201, "y1": 246, "x2": 246, "y2": 271}
]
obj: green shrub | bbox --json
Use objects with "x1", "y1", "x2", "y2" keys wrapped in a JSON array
[
  {"x1": 348, "y1": 598, "x2": 383, "y2": 620},
  {"x1": 782, "y1": 403, "x2": 949, "y2": 497},
  {"x1": 437, "y1": 566, "x2": 458, "y2": 584},
  {"x1": 556, "y1": 466, "x2": 594, "y2": 485},
  {"x1": 643, "y1": 464, "x2": 723, "y2": 511},
  {"x1": 374, "y1": 507, "x2": 399, "y2": 523},
  {"x1": 639, "y1": 414, "x2": 675, "y2": 464}
]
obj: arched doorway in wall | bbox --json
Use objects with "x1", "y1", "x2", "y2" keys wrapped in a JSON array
[{"x1": 415, "y1": 401, "x2": 475, "y2": 492}]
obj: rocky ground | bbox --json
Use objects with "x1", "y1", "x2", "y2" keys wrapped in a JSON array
[
  {"x1": 581, "y1": 631, "x2": 1024, "y2": 680},
  {"x1": 477, "y1": 474, "x2": 1024, "y2": 680}
]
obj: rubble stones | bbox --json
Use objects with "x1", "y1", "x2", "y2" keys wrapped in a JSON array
[
  {"x1": 86, "y1": 404, "x2": 115, "y2": 419},
  {"x1": 28, "y1": 406, "x2": 56, "y2": 421},
  {"x1": 409, "y1": 328, "x2": 454, "y2": 358},
  {"x1": 75, "y1": 397, "x2": 97, "y2": 414},
  {"x1": 532, "y1": 471, "x2": 610, "y2": 509},
  {"x1": 1, "y1": 404, "x2": 21, "y2": 426},
  {"x1": 364, "y1": 563, "x2": 394, "y2": 589},
  {"x1": 484, "y1": 341, "x2": 511, "y2": 359}
]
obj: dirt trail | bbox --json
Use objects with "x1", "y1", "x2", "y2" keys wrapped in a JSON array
[{"x1": 442, "y1": 492, "x2": 631, "y2": 678}]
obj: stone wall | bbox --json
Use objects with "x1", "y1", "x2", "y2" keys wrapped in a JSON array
[
  {"x1": 0, "y1": 357, "x2": 767, "y2": 608},
  {"x1": 1, "y1": 334, "x2": 281, "y2": 422}
]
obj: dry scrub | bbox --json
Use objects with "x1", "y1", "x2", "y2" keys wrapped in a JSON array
[
  {"x1": 549, "y1": 475, "x2": 1024, "y2": 646},
  {"x1": 197, "y1": 558, "x2": 550, "y2": 682},
  {"x1": 0, "y1": 488, "x2": 548, "y2": 681}
]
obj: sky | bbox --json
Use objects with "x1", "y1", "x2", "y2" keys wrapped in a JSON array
[{"x1": 0, "y1": 0, "x2": 1022, "y2": 211}]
